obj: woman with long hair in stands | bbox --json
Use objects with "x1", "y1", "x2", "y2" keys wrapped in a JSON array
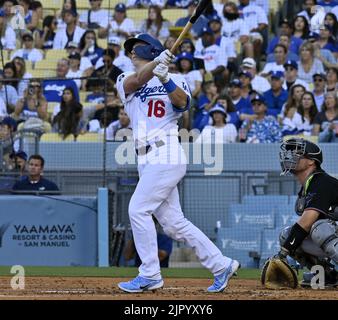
[
  {"x1": 52, "y1": 87, "x2": 86, "y2": 139},
  {"x1": 292, "y1": 16, "x2": 310, "y2": 40},
  {"x1": 297, "y1": 41, "x2": 325, "y2": 84},
  {"x1": 312, "y1": 92, "x2": 338, "y2": 141},
  {"x1": 78, "y1": 30, "x2": 104, "y2": 67},
  {"x1": 12, "y1": 57, "x2": 33, "y2": 98},
  {"x1": 326, "y1": 67, "x2": 338, "y2": 92},
  {"x1": 324, "y1": 12, "x2": 338, "y2": 40},
  {"x1": 36, "y1": 15, "x2": 58, "y2": 49},
  {"x1": 3, "y1": 62, "x2": 19, "y2": 90},
  {"x1": 139, "y1": 5, "x2": 171, "y2": 42},
  {"x1": 296, "y1": 91, "x2": 318, "y2": 136},
  {"x1": 56, "y1": 0, "x2": 78, "y2": 30},
  {"x1": 278, "y1": 84, "x2": 306, "y2": 135}
]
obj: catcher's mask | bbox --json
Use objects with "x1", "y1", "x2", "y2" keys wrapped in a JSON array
[{"x1": 279, "y1": 138, "x2": 323, "y2": 176}]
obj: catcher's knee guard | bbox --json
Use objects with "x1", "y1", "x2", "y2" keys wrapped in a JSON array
[
  {"x1": 310, "y1": 220, "x2": 338, "y2": 263},
  {"x1": 279, "y1": 226, "x2": 292, "y2": 246}
]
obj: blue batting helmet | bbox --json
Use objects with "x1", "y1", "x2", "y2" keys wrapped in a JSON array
[{"x1": 124, "y1": 33, "x2": 165, "y2": 61}]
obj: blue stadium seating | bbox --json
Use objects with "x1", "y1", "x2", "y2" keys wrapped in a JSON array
[
  {"x1": 241, "y1": 195, "x2": 289, "y2": 207},
  {"x1": 260, "y1": 229, "x2": 281, "y2": 267},
  {"x1": 289, "y1": 195, "x2": 298, "y2": 206},
  {"x1": 275, "y1": 204, "x2": 298, "y2": 228},
  {"x1": 216, "y1": 226, "x2": 262, "y2": 268},
  {"x1": 227, "y1": 203, "x2": 275, "y2": 228}
]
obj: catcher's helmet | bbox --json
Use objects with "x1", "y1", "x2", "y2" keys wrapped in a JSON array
[
  {"x1": 124, "y1": 33, "x2": 165, "y2": 61},
  {"x1": 279, "y1": 138, "x2": 323, "y2": 175}
]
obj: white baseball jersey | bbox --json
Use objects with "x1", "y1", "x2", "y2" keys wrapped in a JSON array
[
  {"x1": 221, "y1": 18, "x2": 249, "y2": 42},
  {"x1": 116, "y1": 72, "x2": 191, "y2": 146},
  {"x1": 240, "y1": 3, "x2": 268, "y2": 32}
]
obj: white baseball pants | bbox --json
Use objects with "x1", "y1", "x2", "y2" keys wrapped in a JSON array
[{"x1": 128, "y1": 141, "x2": 231, "y2": 280}]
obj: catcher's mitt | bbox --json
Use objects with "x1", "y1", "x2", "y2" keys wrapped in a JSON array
[{"x1": 261, "y1": 257, "x2": 298, "y2": 289}]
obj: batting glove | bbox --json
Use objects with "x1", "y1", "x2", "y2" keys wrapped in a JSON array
[
  {"x1": 153, "y1": 63, "x2": 170, "y2": 83},
  {"x1": 154, "y1": 49, "x2": 175, "y2": 66}
]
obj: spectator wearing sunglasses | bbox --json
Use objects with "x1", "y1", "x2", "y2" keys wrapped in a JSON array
[
  {"x1": 90, "y1": 49, "x2": 123, "y2": 91},
  {"x1": 36, "y1": 16, "x2": 58, "y2": 49},
  {"x1": 312, "y1": 73, "x2": 327, "y2": 112},
  {"x1": 282, "y1": 60, "x2": 309, "y2": 91}
]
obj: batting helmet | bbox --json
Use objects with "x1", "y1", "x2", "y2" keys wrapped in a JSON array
[
  {"x1": 279, "y1": 138, "x2": 323, "y2": 175},
  {"x1": 124, "y1": 33, "x2": 165, "y2": 61}
]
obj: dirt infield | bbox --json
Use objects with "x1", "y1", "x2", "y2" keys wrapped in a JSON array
[{"x1": 0, "y1": 276, "x2": 336, "y2": 300}]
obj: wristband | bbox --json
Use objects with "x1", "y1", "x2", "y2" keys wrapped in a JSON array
[
  {"x1": 163, "y1": 79, "x2": 177, "y2": 94},
  {"x1": 283, "y1": 223, "x2": 309, "y2": 255}
]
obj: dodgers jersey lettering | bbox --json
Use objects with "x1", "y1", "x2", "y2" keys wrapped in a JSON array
[{"x1": 116, "y1": 72, "x2": 191, "y2": 146}]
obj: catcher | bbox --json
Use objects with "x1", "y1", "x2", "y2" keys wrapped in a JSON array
[{"x1": 261, "y1": 138, "x2": 338, "y2": 289}]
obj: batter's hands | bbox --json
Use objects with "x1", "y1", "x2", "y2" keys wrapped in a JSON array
[
  {"x1": 154, "y1": 49, "x2": 175, "y2": 66},
  {"x1": 153, "y1": 63, "x2": 170, "y2": 83}
]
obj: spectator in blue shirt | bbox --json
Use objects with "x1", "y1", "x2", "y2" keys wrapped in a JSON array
[
  {"x1": 175, "y1": 0, "x2": 208, "y2": 38},
  {"x1": 193, "y1": 81, "x2": 219, "y2": 131},
  {"x1": 317, "y1": 0, "x2": 338, "y2": 12},
  {"x1": 267, "y1": 19, "x2": 303, "y2": 55},
  {"x1": 43, "y1": 59, "x2": 79, "y2": 103},
  {"x1": 266, "y1": 34, "x2": 300, "y2": 63},
  {"x1": 86, "y1": 79, "x2": 105, "y2": 104},
  {"x1": 240, "y1": 94, "x2": 282, "y2": 143},
  {"x1": 318, "y1": 24, "x2": 338, "y2": 56},
  {"x1": 228, "y1": 78, "x2": 254, "y2": 127},
  {"x1": 263, "y1": 71, "x2": 288, "y2": 117},
  {"x1": 12, "y1": 154, "x2": 59, "y2": 193}
]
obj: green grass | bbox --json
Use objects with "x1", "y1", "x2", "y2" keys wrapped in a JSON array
[{"x1": 0, "y1": 266, "x2": 261, "y2": 279}]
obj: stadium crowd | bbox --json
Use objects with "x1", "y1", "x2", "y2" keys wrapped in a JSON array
[{"x1": 0, "y1": 0, "x2": 337, "y2": 164}]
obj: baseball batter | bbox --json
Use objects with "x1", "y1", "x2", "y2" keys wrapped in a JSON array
[{"x1": 116, "y1": 33, "x2": 239, "y2": 293}]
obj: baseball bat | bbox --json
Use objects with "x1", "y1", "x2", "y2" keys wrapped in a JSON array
[{"x1": 170, "y1": 0, "x2": 209, "y2": 54}]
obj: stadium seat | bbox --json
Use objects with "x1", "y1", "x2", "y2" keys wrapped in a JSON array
[
  {"x1": 31, "y1": 69, "x2": 56, "y2": 78},
  {"x1": 79, "y1": 91, "x2": 91, "y2": 103},
  {"x1": 47, "y1": 102, "x2": 59, "y2": 114},
  {"x1": 82, "y1": 102, "x2": 95, "y2": 108},
  {"x1": 40, "y1": 133, "x2": 75, "y2": 142},
  {"x1": 76, "y1": 133, "x2": 104, "y2": 142},
  {"x1": 43, "y1": 0, "x2": 62, "y2": 10},
  {"x1": 97, "y1": 39, "x2": 108, "y2": 49},
  {"x1": 260, "y1": 229, "x2": 281, "y2": 266},
  {"x1": 76, "y1": 0, "x2": 120, "y2": 9},
  {"x1": 127, "y1": 9, "x2": 148, "y2": 23},
  {"x1": 275, "y1": 204, "x2": 298, "y2": 228},
  {"x1": 216, "y1": 226, "x2": 262, "y2": 268},
  {"x1": 227, "y1": 203, "x2": 275, "y2": 229},
  {"x1": 241, "y1": 195, "x2": 289, "y2": 207},
  {"x1": 45, "y1": 50, "x2": 67, "y2": 62},
  {"x1": 162, "y1": 9, "x2": 183, "y2": 22},
  {"x1": 34, "y1": 59, "x2": 57, "y2": 70},
  {"x1": 289, "y1": 195, "x2": 298, "y2": 205}
]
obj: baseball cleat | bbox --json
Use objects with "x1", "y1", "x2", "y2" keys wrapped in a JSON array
[
  {"x1": 207, "y1": 259, "x2": 240, "y2": 293},
  {"x1": 118, "y1": 276, "x2": 164, "y2": 293}
]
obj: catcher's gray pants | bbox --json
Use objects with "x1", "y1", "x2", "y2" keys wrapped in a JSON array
[{"x1": 280, "y1": 219, "x2": 338, "y2": 263}]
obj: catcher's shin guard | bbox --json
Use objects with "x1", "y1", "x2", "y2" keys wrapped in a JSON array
[{"x1": 310, "y1": 220, "x2": 338, "y2": 263}]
